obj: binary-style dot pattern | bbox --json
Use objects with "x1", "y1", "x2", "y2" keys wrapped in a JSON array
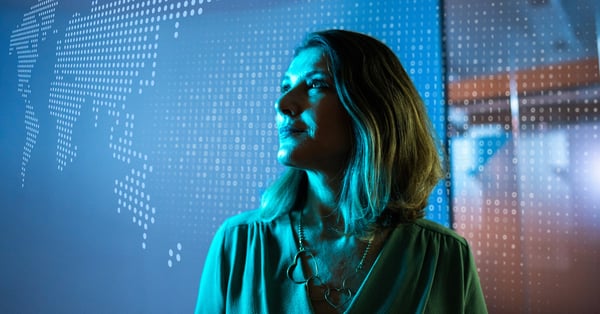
[
  {"x1": 5, "y1": 1, "x2": 599, "y2": 312},
  {"x1": 145, "y1": 0, "x2": 448, "y2": 256},
  {"x1": 167, "y1": 242, "x2": 183, "y2": 268},
  {"x1": 148, "y1": 23, "x2": 284, "y2": 244},
  {"x1": 48, "y1": 0, "x2": 211, "y2": 251},
  {"x1": 389, "y1": 1, "x2": 448, "y2": 224},
  {"x1": 9, "y1": 0, "x2": 447, "y2": 269},
  {"x1": 445, "y1": 0, "x2": 599, "y2": 312},
  {"x1": 8, "y1": 0, "x2": 58, "y2": 187}
]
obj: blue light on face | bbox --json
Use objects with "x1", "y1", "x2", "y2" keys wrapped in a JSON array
[{"x1": 0, "y1": 0, "x2": 445, "y2": 313}]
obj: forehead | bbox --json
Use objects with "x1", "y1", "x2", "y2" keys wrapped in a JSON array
[{"x1": 284, "y1": 47, "x2": 329, "y2": 78}]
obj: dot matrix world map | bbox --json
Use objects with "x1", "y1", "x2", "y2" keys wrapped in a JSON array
[{"x1": 2, "y1": 0, "x2": 445, "y2": 311}]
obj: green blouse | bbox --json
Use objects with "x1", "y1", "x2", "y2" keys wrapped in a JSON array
[{"x1": 195, "y1": 210, "x2": 487, "y2": 313}]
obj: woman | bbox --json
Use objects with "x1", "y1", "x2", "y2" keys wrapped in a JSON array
[{"x1": 195, "y1": 29, "x2": 487, "y2": 313}]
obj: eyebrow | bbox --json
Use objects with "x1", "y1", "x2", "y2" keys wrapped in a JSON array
[{"x1": 281, "y1": 70, "x2": 332, "y2": 81}]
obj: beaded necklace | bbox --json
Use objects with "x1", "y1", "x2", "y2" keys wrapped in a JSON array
[{"x1": 286, "y1": 211, "x2": 373, "y2": 310}]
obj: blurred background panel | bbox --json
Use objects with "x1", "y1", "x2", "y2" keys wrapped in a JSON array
[{"x1": 445, "y1": 0, "x2": 600, "y2": 313}]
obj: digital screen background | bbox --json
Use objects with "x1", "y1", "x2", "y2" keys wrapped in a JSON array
[
  {"x1": 0, "y1": 1, "x2": 446, "y2": 313},
  {"x1": 2, "y1": 0, "x2": 599, "y2": 313},
  {"x1": 445, "y1": 0, "x2": 599, "y2": 313}
]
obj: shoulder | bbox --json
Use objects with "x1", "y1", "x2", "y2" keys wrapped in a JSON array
[
  {"x1": 389, "y1": 219, "x2": 476, "y2": 272},
  {"x1": 213, "y1": 209, "x2": 289, "y2": 241},
  {"x1": 212, "y1": 209, "x2": 263, "y2": 240},
  {"x1": 205, "y1": 209, "x2": 292, "y2": 269},
  {"x1": 206, "y1": 210, "x2": 267, "y2": 261},
  {"x1": 219, "y1": 209, "x2": 263, "y2": 229},
  {"x1": 413, "y1": 219, "x2": 465, "y2": 240},
  {"x1": 400, "y1": 219, "x2": 469, "y2": 248}
]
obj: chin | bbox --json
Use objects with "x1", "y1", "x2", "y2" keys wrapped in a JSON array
[
  {"x1": 277, "y1": 155, "x2": 295, "y2": 167},
  {"x1": 277, "y1": 150, "x2": 304, "y2": 169}
]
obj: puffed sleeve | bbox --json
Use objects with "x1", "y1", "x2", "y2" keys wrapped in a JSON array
[
  {"x1": 463, "y1": 244, "x2": 487, "y2": 313},
  {"x1": 195, "y1": 223, "x2": 228, "y2": 314}
]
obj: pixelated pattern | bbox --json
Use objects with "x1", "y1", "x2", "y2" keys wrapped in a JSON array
[
  {"x1": 8, "y1": 0, "x2": 59, "y2": 187},
  {"x1": 145, "y1": 0, "x2": 449, "y2": 253},
  {"x1": 48, "y1": 0, "x2": 211, "y2": 251},
  {"x1": 9, "y1": 0, "x2": 446, "y2": 268},
  {"x1": 445, "y1": 0, "x2": 600, "y2": 312}
]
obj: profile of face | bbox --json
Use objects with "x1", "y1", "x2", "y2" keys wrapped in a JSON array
[{"x1": 275, "y1": 47, "x2": 353, "y2": 177}]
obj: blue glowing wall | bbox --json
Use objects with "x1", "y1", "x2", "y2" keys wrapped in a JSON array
[{"x1": 0, "y1": 0, "x2": 446, "y2": 312}]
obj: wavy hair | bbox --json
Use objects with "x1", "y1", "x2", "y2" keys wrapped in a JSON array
[{"x1": 260, "y1": 29, "x2": 444, "y2": 235}]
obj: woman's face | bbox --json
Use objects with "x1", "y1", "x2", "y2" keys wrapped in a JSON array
[{"x1": 275, "y1": 47, "x2": 353, "y2": 177}]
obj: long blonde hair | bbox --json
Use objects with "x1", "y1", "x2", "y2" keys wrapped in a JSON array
[{"x1": 260, "y1": 30, "x2": 444, "y2": 235}]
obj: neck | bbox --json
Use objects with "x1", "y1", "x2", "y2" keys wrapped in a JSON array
[{"x1": 303, "y1": 171, "x2": 345, "y2": 235}]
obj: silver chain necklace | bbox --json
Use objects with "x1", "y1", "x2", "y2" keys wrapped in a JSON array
[{"x1": 286, "y1": 210, "x2": 374, "y2": 310}]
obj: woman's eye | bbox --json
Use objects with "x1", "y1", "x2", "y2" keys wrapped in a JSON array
[
  {"x1": 280, "y1": 83, "x2": 291, "y2": 93},
  {"x1": 279, "y1": 78, "x2": 330, "y2": 94},
  {"x1": 308, "y1": 79, "x2": 330, "y2": 90}
]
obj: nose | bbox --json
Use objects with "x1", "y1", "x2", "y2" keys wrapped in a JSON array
[{"x1": 275, "y1": 86, "x2": 301, "y2": 117}]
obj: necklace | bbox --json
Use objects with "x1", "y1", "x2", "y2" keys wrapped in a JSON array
[{"x1": 286, "y1": 210, "x2": 374, "y2": 310}]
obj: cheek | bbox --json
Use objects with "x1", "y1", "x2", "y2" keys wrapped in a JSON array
[
  {"x1": 340, "y1": 119, "x2": 354, "y2": 152},
  {"x1": 326, "y1": 112, "x2": 354, "y2": 152},
  {"x1": 336, "y1": 107, "x2": 354, "y2": 139}
]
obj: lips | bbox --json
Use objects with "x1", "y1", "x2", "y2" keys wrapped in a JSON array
[{"x1": 278, "y1": 125, "x2": 306, "y2": 138}]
